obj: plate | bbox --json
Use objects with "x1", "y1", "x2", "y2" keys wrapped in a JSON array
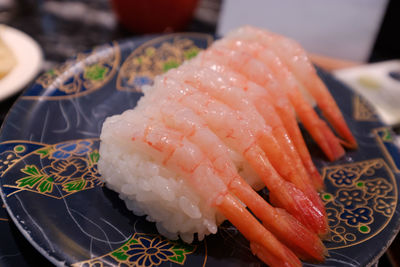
[
  {"x1": 0, "y1": 197, "x2": 52, "y2": 267},
  {"x1": 0, "y1": 25, "x2": 43, "y2": 101},
  {"x1": 334, "y1": 60, "x2": 400, "y2": 126},
  {"x1": 1, "y1": 34, "x2": 400, "y2": 267}
]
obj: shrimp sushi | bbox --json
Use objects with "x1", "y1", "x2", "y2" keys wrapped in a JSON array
[
  {"x1": 99, "y1": 109, "x2": 302, "y2": 267},
  {"x1": 99, "y1": 25, "x2": 356, "y2": 266}
]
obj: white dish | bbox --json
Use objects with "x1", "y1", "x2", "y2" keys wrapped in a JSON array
[
  {"x1": 0, "y1": 25, "x2": 43, "y2": 101},
  {"x1": 334, "y1": 60, "x2": 400, "y2": 126}
]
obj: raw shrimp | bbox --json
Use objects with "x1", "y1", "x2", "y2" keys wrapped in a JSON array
[
  {"x1": 184, "y1": 58, "x2": 324, "y2": 190},
  {"x1": 126, "y1": 113, "x2": 301, "y2": 267},
  {"x1": 166, "y1": 64, "x2": 325, "y2": 213},
  {"x1": 145, "y1": 76, "x2": 328, "y2": 236},
  {"x1": 246, "y1": 79, "x2": 323, "y2": 189},
  {"x1": 226, "y1": 25, "x2": 357, "y2": 149},
  {"x1": 172, "y1": 63, "x2": 309, "y2": 179},
  {"x1": 213, "y1": 38, "x2": 346, "y2": 160},
  {"x1": 197, "y1": 45, "x2": 345, "y2": 162},
  {"x1": 136, "y1": 99, "x2": 327, "y2": 262},
  {"x1": 99, "y1": 26, "x2": 361, "y2": 266}
]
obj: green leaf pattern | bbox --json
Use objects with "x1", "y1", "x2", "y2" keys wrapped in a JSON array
[{"x1": 14, "y1": 141, "x2": 102, "y2": 196}]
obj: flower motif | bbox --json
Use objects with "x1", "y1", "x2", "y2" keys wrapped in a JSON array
[
  {"x1": 326, "y1": 208, "x2": 340, "y2": 228},
  {"x1": 375, "y1": 197, "x2": 396, "y2": 217},
  {"x1": 82, "y1": 165, "x2": 103, "y2": 188},
  {"x1": 126, "y1": 236, "x2": 174, "y2": 266},
  {"x1": 330, "y1": 169, "x2": 358, "y2": 186},
  {"x1": 336, "y1": 189, "x2": 366, "y2": 209},
  {"x1": 365, "y1": 179, "x2": 392, "y2": 196},
  {"x1": 51, "y1": 141, "x2": 91, "y2": 160},
  {"x1": 83, "y1": 165, "x2": 100, "y2": 180},
  {"x1": 0, "y1": 151, "x2": 19, "y2": 174},
  {"x1": 43, "y1": 157, "x2": 88, "y2": 183},
  {"x1": 340, "y1": 208, "x2": 372, "y2": 226}
]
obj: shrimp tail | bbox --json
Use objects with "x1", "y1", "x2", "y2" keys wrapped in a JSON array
[
  {"x1": 308, "y1": 165, "x2": 325, "y2": 191},
  {"x1": 287, "y1": 88, "x2": 345, "y2": 161},
  {"x1": 258, "y1": 130, "x2": 326, "y2": 208},
  {"x1": 272, "y1": 208, "x2": 328, "y2": 262},
  {"x1": 274, "y1": 107, "x2": 324, "y2": 189},
  {"x1": 250, "y1": 242, "x2": 301, "y2": 267},
  {"x1": 216, "y1": 194, "x2": 302, "y2": 267},
  {"x1": 269, "y1": 183, "x2": 329, "y2": 238},
  {"x1": 252, "y1": 135, "x2": 328, "y2": 233},
  {"x1": 321, "y1": 119, "x2": 346, "y2": 161},
  {"x1": 311, "y1": 78, "x2": 358, "y2": 149},
  {"x1": 229, "y1": 178, "x2": 326, "y2": 262},
  {"x1": 244, "y1": 146, "x2": 329, "y2": 237}
]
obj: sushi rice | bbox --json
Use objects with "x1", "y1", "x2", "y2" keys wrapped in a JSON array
[{"x1": 98, "y1": 104, "x2": 262, "y2": 243}]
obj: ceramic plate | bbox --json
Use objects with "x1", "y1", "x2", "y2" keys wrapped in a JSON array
[
  {"x1": 0, "y1": 25, "x2": 43, "y2": 101},
  {"x1": 1, "y1": 34, "x2": 400, "y2": 267},
  {"x1": 0, "y1": 196, "x2": 52, "y2": 266}
]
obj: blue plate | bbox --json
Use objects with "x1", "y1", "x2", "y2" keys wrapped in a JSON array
[
  {"x1": 0, "y1": 197, "x2": 52, "y2": 266},
  {"x1": 1, "y1": 34, "x2": 400, "y2": 267}
]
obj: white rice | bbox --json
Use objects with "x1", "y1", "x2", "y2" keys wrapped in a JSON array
[
  {"x1": 98, "y1": 109, "x2": 262, "y2": 243},
  {"x1": 99, "y1": 113, "x2": 216, "y2": 243}
]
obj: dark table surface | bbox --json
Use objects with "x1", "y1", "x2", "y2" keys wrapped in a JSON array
[{"x1": 0, "y1": 0, "x2": 398, "y2": 266}]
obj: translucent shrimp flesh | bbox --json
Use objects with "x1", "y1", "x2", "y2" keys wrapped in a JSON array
[
  {"x1": 166, "y1": 63, "x2": 326, "y2": 214},
  {"x1": 187, "y1": 57, "x2": 324, "y2": 190},
  {"x1": 226, "y1": 25, "x2": 357, "y2": 149},
  {"x1": 136, "y1": 97, "x2": 327, "y2": 262},
  {"x1": 198, "y1": 44, "x2": 345, "y2": 162},
  {"x1": 126, "y1": 112, "x2": 301, "y2": 267},
  {"x1": 144, "y1": 76, "x2": 328, "y2": 237}
]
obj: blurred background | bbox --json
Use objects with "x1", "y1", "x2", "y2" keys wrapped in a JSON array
[{"x1": 0, "y1": 0, "x2": 398, "y2": 67}]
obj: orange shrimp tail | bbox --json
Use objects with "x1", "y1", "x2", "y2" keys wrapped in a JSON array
[
  {"x1": 309, "y1": 168, "x2": 324, "y2": 191},
  {"x1": 264, "y1": 129, "x2": 311, "y2": 181},
  {"x1": 275, "y1": 106, "x2": 325, "y2": 190},
  {"x1": 258, "y1": 132, "x2": 327, "y2": 215},
  {"x1": 302, "y1": 185, "x2": 327, "y2": 217},
  {"x1": 297, "y1": 105, "x2": 344, "y2": 161},
  {"x1": 323, "y1": 108, "x2": 357, "y2": 150},
  {"x1": 269, "y1": 183, "x2": 329, "y2": 238},
  {"x1": 258, "y1": 133, "x2": 307, "y2": 185},
  {"x1": 330, "y1": 120, "x2": 357, "y2": 149},
  {"x1": 263, "y1": 133, "x2": 326, "y2": 200},
  {"x1": 314, "y1": 79, "x2": 358, "y2": 149},
  {"x1": 229, "y1": 178, "x2": 326, "y2": 262},
  {"x1": 250, "y1": 242, "x2": 301, "y2": 267},
  {"x1": 245, "y1": 146, "x2": 329, "y2": 237},
  {"x1": 272, "y1": 208, "x2": 328, "y2": 262},
  {"x1": 216, "y1": 193, "x2": 301, "y2": 267},
  {"x1": 319, "y1": 119, "x2": 346, "y2": 161},
  {"x1": 281, "y1": 83, "x2": 344, "y2": 161},
  {"x1": 339, "y1": 138, "x2": 358, "y2": 150}
]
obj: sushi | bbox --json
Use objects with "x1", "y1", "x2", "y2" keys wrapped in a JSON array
[{"x1": 98, "y1": 26, "x2": 356, "y2": 266}]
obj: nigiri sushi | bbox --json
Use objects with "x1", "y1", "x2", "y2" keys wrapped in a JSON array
[{"x1": 99, "y1": 25, "x2": 356, "y2": 266}]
